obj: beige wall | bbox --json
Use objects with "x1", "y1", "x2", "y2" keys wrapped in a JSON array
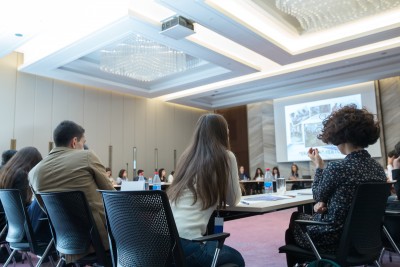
[
  {"x1": 0, "y1": 52, "x2": 207, "y2": 178},
  {"x1": 248, "y1": 77, "x2": 400, "y2": 178}
]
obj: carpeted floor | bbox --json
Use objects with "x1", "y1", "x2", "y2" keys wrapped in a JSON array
[
  {"x1": 8, "y1": 208, "x2": 400, "y2": 266},
  {"x1": 224, "y1": 208, "x2": 400, "y2": 267}
]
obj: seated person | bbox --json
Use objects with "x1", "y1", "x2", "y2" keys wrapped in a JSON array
[
  {"x1": 167, "y1": 171, "x2": 174, "y2": 183},
  {"x1": 289, "y1": 164, "x2": 302, "y2": 180},
  {"x1": 238, "y1": 166, "x2": 249, "y2": 180},
  {"x1": 0, "y1": 149, "x2": 17, "y2": 169},
  {"x1": 158, "y1": 168, "x2": 167, "y2": 182},
  {"x1": 133, "y1": 169, "x2": 147, "y2": 181},
  {"x1": 116, "y1": 169, "x2": 128, "y2": 185},
  {"x1": 284, "y1": 105, "x2": 386, "y2": 266},
  {"x1": 272, "y1": 166, "x2": 280, "y2": 179},
  {"x1": 0, "y1": 147, "x2": 52, "y2": 243},
  {"x1": 29, "y1": 120, "x2": 115, "y2": 262},
  {"x1": 105, "y1": 167, "x2": 114, "y2": 184},
  {"x1": 168, "y1": 114, "x2": 244, "y2": 266},
  {"x1": 252, "y1": 168, "x2": 264, "y2": 194},
  {"x1": 290, "y1": 164, "x2": 304, "y2": 190},
  {"x1": 387, "y1": 142, "x2": 400, "y2": 208}
]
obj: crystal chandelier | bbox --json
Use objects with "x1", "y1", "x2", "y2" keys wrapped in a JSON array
[
  {"x1": 100, "y1": 34, "x2": 203, "y2": 82},
  {"x1": 275, "y1": 0, "x2": 400, "y2": 32}
]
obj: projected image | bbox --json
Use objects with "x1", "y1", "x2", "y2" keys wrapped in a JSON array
[{"x1": 285, "y1": 94, "x2": 362, "y2": 161}]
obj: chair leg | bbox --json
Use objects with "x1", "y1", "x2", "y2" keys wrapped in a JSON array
[
  {"x1": 25, "y1": 252, "x2": 34, "y2": 267},
  {"x1": 48, "y1": 255, "x2": 56, "y2": 267},
  {"x1": 35, "y1": 238, "x2": 55, "y2": 267},
  {"x1": 211, "y1": 247, "x2": 221, "y2": 267},
  {"x1": 383, "y1": 226, "x2": 400, "y2": 254},
  {"x1": 55, "y1": 258, "x2": 65, "y2": 267},
  {"x1": 3, "y1": 249, "x2": 18, "y2": 267},
  {"x1": 4, "y1": 244, "x2": 17, "y2": 267},
  {"x1": 378, "y1": 248, "x2": 385, "y2": 263}
]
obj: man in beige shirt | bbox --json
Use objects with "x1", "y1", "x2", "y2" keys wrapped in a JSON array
[{"x1": 29, "y1": 120, "x2": 114, "y2": 261}]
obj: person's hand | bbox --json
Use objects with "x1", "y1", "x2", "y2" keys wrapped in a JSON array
[
  {"x1": 308, "y1": 148, "x2": 324, "y2": 169},
  {"x1": 393, "y1": 155, "x2": 400, "y2": 169},
  {"x1": 313, "y1": 202, "x2": 327, "y2": 214}
]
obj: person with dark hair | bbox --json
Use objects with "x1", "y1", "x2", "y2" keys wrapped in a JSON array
[
  {"x1": 105, "y1": 167, "x2": 114, "y2": 184},
  {"x1": 0, "y1": 147, "x2": 51, "y2": 242},
  {"x1": 284, "y1": 105, "x2": 386, "y2": 266},
  {"x1": 133, "y1": 169, "x2": 147, "y2": 181},
  {"x1": 158, "y1": 168, "x2": 166, "y2": 182},
  {"x1": 116, "y1": 169, "x2": 127, "y2": 185},
  {"x1": 0, "y1": 149, "x2": 17, "y2": 169},
  {"x1": 238, "y1": 166, "x2": 249, "y2": 181},
  {"x1": 272, "y1": 166, "x2": 280, "y2": 179},
  {"x1": 289, "y1": 164, "x2": 302, "y2": 180},
  {"x1": 388, "y1": 142, "x2": 400, "y2": 206},
  {"x1": 167, "y1": 113, "x2": 244, "y2": 266},
  {"x1": 29, "y1": 120, "x2": 114, "y2": 262},
  {"x1": 252, "y1": 167, "x2": 264, "y2": 194}
]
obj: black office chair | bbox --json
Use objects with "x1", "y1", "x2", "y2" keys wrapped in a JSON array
[
  {"x1": 100, "y1": 190, "x2": 231, "y2": 267},
  {"x1": 380, "y1": 209, "x2": 400, "y2": 262},
  {"x1": 38, "y1": 191, "x2": 111, "y2": 267},
  {"x1": 0, "y1": 189, "x2": 55, "y2": 267},
  {"x1": 279, "y1": 182, "x2": 391, "y2": 267}
]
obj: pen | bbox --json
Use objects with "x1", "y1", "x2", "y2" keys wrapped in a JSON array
[{"x1": 240, "y1": 200, "x2": 250, "y2": 205}]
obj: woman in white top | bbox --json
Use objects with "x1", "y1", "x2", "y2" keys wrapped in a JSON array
[{"x1": 168, "y1": 113, "x2": 244, "y2": 267}]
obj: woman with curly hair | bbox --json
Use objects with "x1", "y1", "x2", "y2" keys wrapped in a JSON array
[{"x1": 284, "y1": 105, "x2": 386, "y2": 266}]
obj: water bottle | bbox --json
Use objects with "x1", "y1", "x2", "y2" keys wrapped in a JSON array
[
  {"x1": 152, "y1": 172, "x2": 161, "y2": 190},
  {"x1": 138, "y1": 175, "x2": 144, "y2": 182},
  {"x1": 138, "y1": 174, "x2": 146, "y2": 190},
  {"x1": 264, "y1": 168, "x2": 273, "y2": 194}
]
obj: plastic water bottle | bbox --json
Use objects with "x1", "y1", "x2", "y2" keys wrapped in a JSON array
[
  {"x1": 264, "y1": 168, "x2": 273, "y2": 194},
  {"x1": 152, "y1": 172, "x2": 161, "y2": 190},
  {"x1": 138, "y1": 175, "x2": 144, "y2": 182},
  {"x1": 138, "y1": 174, "x2": 146, "y2": 190}
]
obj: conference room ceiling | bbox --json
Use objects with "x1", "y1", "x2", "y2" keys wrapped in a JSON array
[{"x1": 4, "y1": 0, "x2": 400, "y2": 109}]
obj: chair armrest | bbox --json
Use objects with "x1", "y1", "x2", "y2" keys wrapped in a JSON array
[
  {"x1": 295, "y1": 219, "x2": 332, "y2": 226},
  {"x1": 385, "y1": 209, "x2": 400, "y2": 216},
  {"x1": 192, "y1": 232, "x2": 230, "y2": 243}
]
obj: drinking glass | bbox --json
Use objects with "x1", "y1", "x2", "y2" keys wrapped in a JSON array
[{"x1": 277, "y1": 178, "x2": 286, "y2": 195}]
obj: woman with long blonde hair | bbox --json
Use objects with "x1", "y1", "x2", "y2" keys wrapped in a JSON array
[{"x1": 168, "y1": 113, "x2": 244, "y2": 266}]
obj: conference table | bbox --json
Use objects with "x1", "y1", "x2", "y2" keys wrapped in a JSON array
[
  {"x1": 228, "y1": 188, "x2": 314, "y2": 213},
  {"x1": 240, "y1": 179, "x2": 313, "y2": 193},
  {"x1": 208, "y1": 189, "x2": 315, "y2": 233}
]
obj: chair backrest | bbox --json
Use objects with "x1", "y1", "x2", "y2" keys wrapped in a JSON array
[
  {"x1": 336, "y1": 182, "x2": 391, "y2": 264},
  {"x1": 0, "y1": 189, "x2": 40, "y2": 252},
  {"x1": 100, "y1": 190, "x2": 186, "y2": 267},
  {"x1": 39, "y1": 191, "x2": 106, "y2": 264}
]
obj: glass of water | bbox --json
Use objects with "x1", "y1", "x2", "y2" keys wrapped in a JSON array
[{"x1": 277, "y1": 178, "x2": 286, "y2": 195}]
